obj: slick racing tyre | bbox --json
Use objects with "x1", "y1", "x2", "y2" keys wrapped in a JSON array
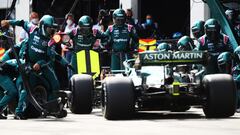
[
  {"x1": 202, "y1": 74, "x2": 237, "y2": 118},
  {"x1": 102, "y1": 77, "x2": 135, "y2": 120},
  {"x1": 70, "y1": 74, "x2": 93, "y2": 114}
]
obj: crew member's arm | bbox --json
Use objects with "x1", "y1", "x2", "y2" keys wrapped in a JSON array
[
  {"x1": 129, "y1": 26, "x2": 139, "y2": 51},
  {"x1": 6, "y1": 20, "x2": 33, "y2": 33}
]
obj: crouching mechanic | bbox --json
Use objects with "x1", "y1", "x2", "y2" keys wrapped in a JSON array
[
  {"x1": 191, "y1": 20, "x2": 205, "y2": 40},
  {"x1": 157, "y1": 42, "x2": 171, "y2": 52},
  {"x1": 217, "y1": 52, "x2": 232, "y2": 74},
  {"x1": 1, "y1": 15, "x2": 70, "y2": 119},
  {"x1": 0, "y1": 60, "x2": 19, "y2": 119},
  {"x1": 103, "y1": 8, "x2": 139, "y2": 70},
  {"x1": 174, "y1": 36, "x2": 195, "y2": 83},
  {"x1": 195, "y1": 18, "x2": 233, "y2": 74},
  {"x1": 0, "y1": 37, "x2": 28, "y2": 119},
  {"x1": 232, "y1": 46, "x2": 240, "y2": 112}
]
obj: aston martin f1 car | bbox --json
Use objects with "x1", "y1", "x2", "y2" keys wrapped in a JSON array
[{"x1": 101, "y1": 50, "x2": 237, "y2": 120}]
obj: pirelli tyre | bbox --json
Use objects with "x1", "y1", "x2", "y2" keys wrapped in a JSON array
[
  {"x1": 102, "y1": 77, "x2": 135, "y2": 120},
  {"x1": 202, "y1": 74, "x2": 237, "y2": 118},
  {"x1": 70, "y1": 74, "x2": 93, "y2": 114}
]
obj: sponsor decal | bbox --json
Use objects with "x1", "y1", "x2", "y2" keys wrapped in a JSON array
[
  {"x1": 122, "y1": 29, "x2": 128, "y2": 33},
  {"x1": 140, "y1": 51, "x2": 206, "y2": 65},
  {"x1": 113, "y1": 38, "x2": 128, "y2": 42},
  {"x1": 77, "y1": 35, "x2": 83, "y2": 40},
  {"x1": 31, "y1": 46, "x2": 45, "y2": 54},
  {"x1": 42, "y1": 41, "x2": 48, "y2": 46},
  {"x1": 143, "y1": 52, "x2": 203, "y2": 60},
  {"x1": 33, "y1": 35, "x2": 40, "y2": 43},
  {"x1": 77, "y1": 43, "x2": 92, "y2": 47}
]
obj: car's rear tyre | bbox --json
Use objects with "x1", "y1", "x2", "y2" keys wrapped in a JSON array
[
  {"x1": 103, "y1": 77, "x2": 135, "y2": 120},
  {"x1": 202, "y1": 74, "x2": 237, "y2": 118},
  {"x1": 70, "y1": 74, "x2": 93, "y2": 114}
]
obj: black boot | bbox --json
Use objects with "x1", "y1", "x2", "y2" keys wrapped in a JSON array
[
  {"x1": 0, "y1": 107, "x2": 7, "y2": 119},
  {"x1": 14, "y1": 113, "x2": 27, "y2": 120},
  {"x1": 0, "y1": 114, "x2": 7, "y2": 119},
  {"x1": 236, "y1": 107, "x2": 240, "y2": 113}
]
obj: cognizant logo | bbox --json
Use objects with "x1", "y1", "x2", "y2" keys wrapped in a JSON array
[
  {"x1": 113, "y1": 39, "x2": 128, "y2": 42},
  {"x1": 31, "y1": 46, "x2": 45, "y2": 54}
]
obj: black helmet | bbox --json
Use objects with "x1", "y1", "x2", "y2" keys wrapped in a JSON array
[
  {"x1": 39, "y1": 15, "x2": 58, "y2": 38},
  {"x1": 177, "y1": 36, "x2": 194, "y2": 51},
  {"x1": 78, "y1": 15, "x2": 93, "y2": 27},
  {"x1": 217, "y1": 52, "x2": 232, "y2": 74},
  {"x1": 204, "y1": 18, "x2": 221, "y2": 41},
  {"x1": 112, "y1": 8, "x2": 126, "y2": 26},
  {"x1": 191, "y1": 20, "x2": 205, "y2": 39},
  {"x1": 78, "y1": 15, "x2": 93, "y2": 36}
]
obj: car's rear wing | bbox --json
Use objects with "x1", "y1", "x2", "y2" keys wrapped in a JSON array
[{"x1": 139, "y1": 51, "x2": 208, "y2": 66}]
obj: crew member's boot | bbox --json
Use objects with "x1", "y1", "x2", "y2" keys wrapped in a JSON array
[{"x1": 0, "y1": 107, "x2": 7, "y2": 119}]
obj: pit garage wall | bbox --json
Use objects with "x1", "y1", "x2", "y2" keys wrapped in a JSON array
[
  {"x1": 15, "y1": 0, "x2": 30, "y2": 43},
  {"x1": 120, "y1": 0, "x2": 210, "y2": 38},
  {"x1": 190, "y1": 0, "x2": 210, "y2": 38},
  {"x1": 14, "y1": 0, "x2": 210, "y2": 41},
  {"x1": 119, "y1": 0, "x2": 139, "y2": 20},
  {"x1": 0, "y1": 0, "x2": 13, "y2": 9}
]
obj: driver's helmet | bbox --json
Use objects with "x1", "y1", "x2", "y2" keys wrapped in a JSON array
[
  {"x1": 112, "y1": 8, "x2": 126, "y2": 26},
  {"x1": 177, "y1": 36, "x2": 194, "y2": 51},
  {"x1": 217, "y1": 52, "x2": 232, "y2": 74},
  {"x1": 204, "y1": 18, "x2": 221, "y2": 41},
  {"x1": 191, "y1": 20, "x2": 205, "y2": 39},
  {"x1": 157, "y1": 42, "x2": 170, "y2": 51},
  {"x1": 39, "y1": 15, "x2": 58, "y2": 38},
  {"x1": 78, "y1": 15, "x2": 93, "y2": 36}
]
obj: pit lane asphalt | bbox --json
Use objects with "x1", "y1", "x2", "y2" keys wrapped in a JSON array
[{"x1": 0, "y1": 108, "x2": 240, "y2": 135}]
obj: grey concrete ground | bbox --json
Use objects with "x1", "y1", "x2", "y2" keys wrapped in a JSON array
[{"x1": 0, "y1": 108, "x2": 240, "y2": 135}]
